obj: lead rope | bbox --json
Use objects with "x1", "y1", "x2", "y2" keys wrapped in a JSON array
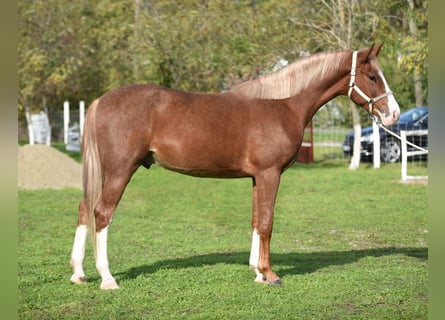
[{"x1": 371, "y1": 116, "x2": 428, "y2": 153}]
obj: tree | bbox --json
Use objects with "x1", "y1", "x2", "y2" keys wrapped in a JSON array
[
  {"x1": 403, "y1": 0, "x2": 428, "y2": 106},
  {"x1": 19, "y1": 1, "x2": 98, "y2": 110},
  {"x1": 367, "y1": 0, "x2": 428, "y2": 108},
  {"x1": 18, "y1": 0, "x2": 426, "y2": 148},
  {"x1": 136, "y1": 0, "x2": 305, "y2": 92},
  {"x1": 18, "y1": 0, "x2": 136, "y2": 138}
]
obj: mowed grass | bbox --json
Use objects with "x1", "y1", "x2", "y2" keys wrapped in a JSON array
[{"x1": 18, "y1": 160, "x2": 427, "y2": 319}]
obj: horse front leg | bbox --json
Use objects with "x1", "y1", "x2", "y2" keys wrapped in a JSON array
[
  {"x1": 249, "y1": 181, "x2": 265, "y2": 283},
  {"x1": 249, "y1": 169, "x2": 282, "y2": 285},
  {"x1": 70, "y1": 199, "x2": 88, "y2": 284}
]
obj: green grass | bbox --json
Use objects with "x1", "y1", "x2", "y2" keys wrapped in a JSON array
[{"x1": 18, "y1": 160, "x2": 427, "y2": 319}]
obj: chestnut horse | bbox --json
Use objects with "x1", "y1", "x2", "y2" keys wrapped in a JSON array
[{"x1": 70, "y1": 44, "x2": 400, "y2": 289}]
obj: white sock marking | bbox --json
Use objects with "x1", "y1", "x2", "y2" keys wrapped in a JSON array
[
  {"x1": 249, "y1": 229, "x2": 266, "y2": 282},
  {"x1": 96, "y1": 226, "x2": 117, "y2": 287},
  {"x1": 70, "y1": 225, "x2": 87, "y2": 283}
]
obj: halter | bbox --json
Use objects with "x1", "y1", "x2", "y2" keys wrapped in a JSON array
[{"x1": 348, "y1": 51, "x2": 394, "y2": 116}]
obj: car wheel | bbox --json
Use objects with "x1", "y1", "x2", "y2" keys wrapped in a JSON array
[{"x1": 381, "y1": 138, "x2": 401, "y2": 163}]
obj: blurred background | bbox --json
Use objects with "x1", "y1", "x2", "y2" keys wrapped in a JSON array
[{"x1": 17, "y1": 0, "x2": 428, "y2": 163}]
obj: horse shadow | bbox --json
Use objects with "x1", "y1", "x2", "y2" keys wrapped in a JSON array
[{"x1": 115, "y1": 247, "x2": 427, "y2": 282}]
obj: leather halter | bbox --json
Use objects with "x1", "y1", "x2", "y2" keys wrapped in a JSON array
[{"x1": 348, "y1": 51, "x2": 394, "y2": 115}]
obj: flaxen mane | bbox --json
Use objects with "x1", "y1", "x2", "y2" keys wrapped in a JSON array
[{"x1": 231, "y1": 51, "x2": 345, "y2": 99}]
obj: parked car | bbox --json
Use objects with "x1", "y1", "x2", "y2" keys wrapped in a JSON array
[{"x1": 342, "y1": 106, "x2": 428, "y2": 163}]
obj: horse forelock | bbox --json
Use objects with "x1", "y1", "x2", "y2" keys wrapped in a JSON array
[{"x1": 231, "y1": 51, "x2": 347, "y2": 99}]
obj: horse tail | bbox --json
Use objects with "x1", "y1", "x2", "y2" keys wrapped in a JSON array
[{"x1": 82, "y1": 99, "x2": 102, "y2": 250}]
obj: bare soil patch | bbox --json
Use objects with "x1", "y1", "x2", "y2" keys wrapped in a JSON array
[
  {"x1": 18, "y1": 144, "x2": 82, "y2": 190},
  {"x1": 399, "y1": 177, "x2": 428, "y2": 185}
]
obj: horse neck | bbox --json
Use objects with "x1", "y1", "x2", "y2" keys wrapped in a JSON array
[{"x1": 285, "y1": 51, "x2": 352, "y2": 125}]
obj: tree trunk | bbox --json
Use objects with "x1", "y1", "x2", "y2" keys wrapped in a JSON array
[
  {"x1": 407, "y1": 0, "x2": 423, "y2": 106},
  {"x1": 133, "y1": 0, "x2": 143, "y2": 83},
  {"x1": 413, "y1": 76, "x2": 423, "y2": 106},
  {"x1": 343, "y1": 0, "x2": 362, "y2": 170}
]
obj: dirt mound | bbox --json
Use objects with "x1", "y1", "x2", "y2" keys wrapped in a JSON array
[{"x1": 18, "y1": 144, "x2": 82, "y2": 190}]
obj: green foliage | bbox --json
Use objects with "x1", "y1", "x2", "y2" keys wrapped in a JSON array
[
  {"x1": 375, "y1": 0, "x2": 428, "y2": 107},
  {"x1": 18, "y1": 163, "x2": 427, "y2": 319},
  {"x1": 398, "y1": 0, "x2": 428, "y2": 98},
  {"x1": 18, "y1": 0, "x2": 133, "y2": 112},
  {"x1": 138, "y1": 0, "x2": 303, "y2": 91}
]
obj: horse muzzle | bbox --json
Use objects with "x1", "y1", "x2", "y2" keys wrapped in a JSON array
[{"x1": 375, "y1": 108, "x2": 399, "y2": 126}]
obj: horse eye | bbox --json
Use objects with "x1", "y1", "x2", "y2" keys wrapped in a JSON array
[{"x1": 369, "y1": 75, "x2": 377, "y2": 83}]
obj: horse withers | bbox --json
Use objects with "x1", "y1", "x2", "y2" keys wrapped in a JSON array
[{"x1": 70, "y1": 43, "x2": 400, "y2": 289}]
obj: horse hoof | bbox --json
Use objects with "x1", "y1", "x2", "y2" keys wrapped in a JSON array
[
  {"x1": 100, "y1": 279, "x2": 119, "y2": 290},
  {"x1": 254, "y1": 274, "x2": 267, "y2": 283},
  {"x1": 268, "y1": 278, "x2": 283, "y2": 286},
  {"x1": 70, "y1": 275, "x2": 87, "y2": 285}
]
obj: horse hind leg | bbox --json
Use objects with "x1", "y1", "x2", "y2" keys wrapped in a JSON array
[
  {"x1": 70, "y1": 199, "x2": 88, "y2": 284},
  {"x1": 95, "y1": 223, "x2": 117, "y2": 290},
  {"x1": 94, "y1": 170, "x2": 137, "y2": 290}
]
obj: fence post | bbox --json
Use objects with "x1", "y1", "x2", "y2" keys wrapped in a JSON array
[
  {"x1": 79, "y1": 101, "x2": 85, "y2": 137},
  {"x1": 372, "y1": 120, "x2": 380, "y2": 168},
  {"x1": 401, "y1": 131, "x2": 408, "y2": 181},
  {"x1": 63, "y1": 101, "x2": 70, "y2": 144},
  {"x1": 43, "y1": 106, "x2": 51, "y2": 146}
]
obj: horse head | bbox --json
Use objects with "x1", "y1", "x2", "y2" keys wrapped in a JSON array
[{"x1": 348, "y1": 43, "x2": 400, "y2": 126}]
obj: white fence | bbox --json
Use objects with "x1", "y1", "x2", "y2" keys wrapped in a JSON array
[
  {"x1": 401, "y1": 130, "x2": 428, "y2": 182},
  {"x1": 20, "y1": 101, "x2": 428, "y2": 179},
  {"x1": 63, "y1": 101, "x2": 85, "y2": 152}
]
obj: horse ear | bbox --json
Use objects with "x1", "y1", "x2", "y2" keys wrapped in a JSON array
[
  {"x1": 363, "y1": 43, "x2": 375, "y2": 62},
  {"x1": 374, "y1": 42, "x2": 384, "y2": 56}
]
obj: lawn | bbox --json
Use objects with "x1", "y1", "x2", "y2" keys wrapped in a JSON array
[{"x1": 18, "y1": 160, "x2": 427, "y2": 319}]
